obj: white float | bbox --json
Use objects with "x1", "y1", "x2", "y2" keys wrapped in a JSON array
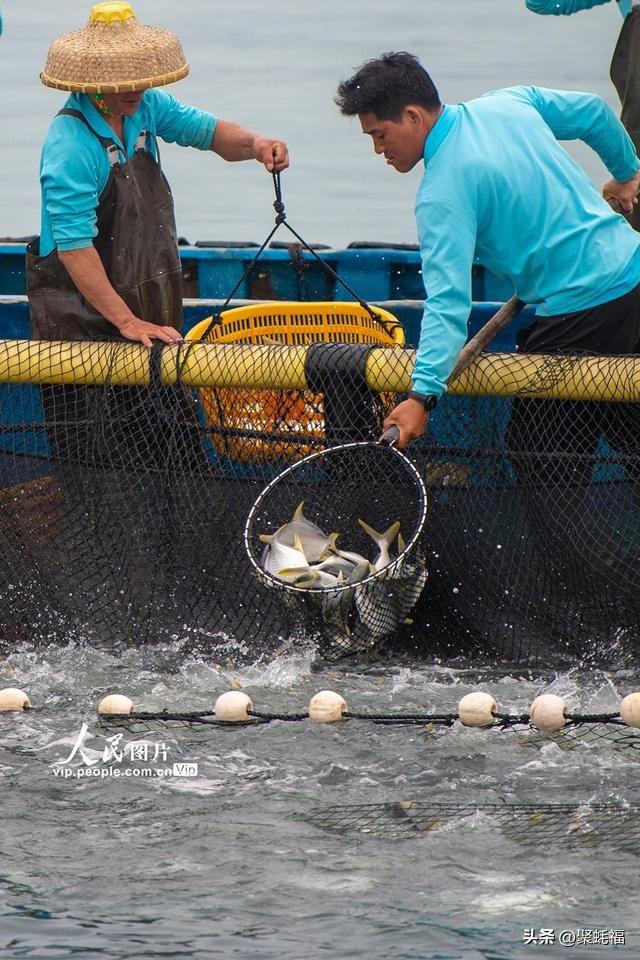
[
  {"x1": 309, "y1": 690, "x2": 347, "y2": 723},
  {"x1": 214, "y1": 690, "x2": 253, "y2": 722},
  {"x1": 0, "y1": 687, "x2": 31, "y2": 711},
  {"x1": 530, "y1": 694, "x2": 566, "y2": 732},
  {"x1": 98, "y1": 694, "x2": 134, "y2": 715},
  {"x1": 458, "y1": 691, "x2": 497, "y2": 727},
  {"x1": 620, "y1": 692, "x2": 640, "y2": 728}
]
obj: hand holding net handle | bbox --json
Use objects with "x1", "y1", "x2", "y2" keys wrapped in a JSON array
[{"x1": 378, "y1": 295, "x2": 526, "y2": 445}]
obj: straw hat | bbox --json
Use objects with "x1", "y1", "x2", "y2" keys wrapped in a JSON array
[{"x1": 41, "y1": 2, "x2": 189, "y2": 94}]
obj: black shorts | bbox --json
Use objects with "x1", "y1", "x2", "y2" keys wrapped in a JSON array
[
  {"x1": 506, "y1": 280, "x2": 640, "y2": 488},
  {"x1": 518, "y1": 280, "x2": 640, "y2": 355}
]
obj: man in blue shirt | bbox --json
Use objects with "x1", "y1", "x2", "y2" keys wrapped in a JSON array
[
  {"x1": 527, "y1": 1, "x2": 640, "y2": 229},
  {"x1": 29, "y1": 2, "x2": 289, "y2": 346},
  {"x1": 335, "y1": 52, "x2": 640, "y2": 483}
]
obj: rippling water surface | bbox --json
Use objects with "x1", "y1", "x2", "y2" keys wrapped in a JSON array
[
  {"x1": 1, "y1": 641, "x2": 640, "y2": 958},
  {"x1": 1, "y1": 1, "x2": 639, "y2": 957}
]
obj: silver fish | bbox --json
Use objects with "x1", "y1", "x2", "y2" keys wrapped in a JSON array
[
  {"x1": 354, "y1": 579, "x2": 401, "y2": 639},
  {"x1": 320, "y1": 560, "x2": 370, "y2": 616},
  {"x1": 395, "y1": 557, "x2": 429, "y2": 621},
  {"x1": 357, "y1": 519, "x2": 401, "y2": 570},
  {"x1": 320, "y1": 533, "x2": 370, "y2": 567},
  {"x1": 312, "y1": 555, "x2": 358, "y2": 577},
  {"x1": 264, "y1": 533, "x2": 309, "y2": 580},
  {"x1": 290, "y1": 568, "x2": 341, "y2": 589},
  {"x1": 260, "y1": 501, "x2": 333, "y2": 563}
]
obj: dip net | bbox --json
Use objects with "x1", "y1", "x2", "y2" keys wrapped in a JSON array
[
  {"x1": 0, "y1": 334, "x2": 639, "y2": 665},
  {"x1": 244, "y1": 441, "x2": 428, "y2": 659}
]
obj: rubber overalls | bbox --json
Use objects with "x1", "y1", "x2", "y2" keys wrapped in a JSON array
[
  {"x1": 27, "y1": 108, "x2": 183, "y2": 339},
  {"x1": 26, "y1": 109, "x2": 203, "y2": 471}
]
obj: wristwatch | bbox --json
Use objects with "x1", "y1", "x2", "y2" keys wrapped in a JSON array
[{"x1": 407, "y1": 390, "x2": 438, "y2": 411}]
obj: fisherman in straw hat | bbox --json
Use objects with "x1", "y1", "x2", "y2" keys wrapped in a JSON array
[{"x1": 28, "y1": 1, "x2": 289, "y2": 346}]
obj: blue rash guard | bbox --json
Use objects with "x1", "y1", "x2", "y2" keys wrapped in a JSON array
[
  {"x1": 412, "y1": 86, "x2": 640, "y2": 399},
  {"x1": 526, "y1": 0, "x2": 632, "y2": 16},
  {"x1": 525, "y1": 0, "x2": 633, "y2": 17},
  {"x1": 39, "y1": 88, "x2": 217, "y2": 256}
]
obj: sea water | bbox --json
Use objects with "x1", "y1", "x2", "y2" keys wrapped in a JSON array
[
  {"x1": 1, "y1": 641, "x2": 639, "y2": 958},
  {"x1": 0, "y1": 1, "x2": 638, "y2": 957}
]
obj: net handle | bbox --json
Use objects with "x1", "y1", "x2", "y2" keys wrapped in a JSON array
[
  {"x1": 448, "y1": 295, "x2": 526, "y2": 383},
  {"x1": 379, "y1": 425, "x2": 400, "y2": 447},
  {"x1": 376, "y1": 297, "x2": 526, "y2": 445}
]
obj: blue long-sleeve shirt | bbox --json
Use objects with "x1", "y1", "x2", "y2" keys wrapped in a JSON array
[
  {"x1": 39, "y1": 89, "x2": 217, "y2": 256},
  {"x1": 412, "y1": 86, "x2": 640, "y2": 398},
  {"x1": 526, "y1": 0, "x2": 631, "y2": 17}
]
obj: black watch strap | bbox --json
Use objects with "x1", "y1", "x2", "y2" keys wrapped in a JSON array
[{"x1": 407, "y1": 390, "x2": 438, "y2": 411}]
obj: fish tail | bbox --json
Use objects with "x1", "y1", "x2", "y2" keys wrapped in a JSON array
[
  {"x1": 293, "y1": 501, "x2": 306, "y2": 521},
  {"x1": 320, "y1": 532, "x2": 340, "y2": 559},
  {"x1": 357, "y1": 518, "x2": 401, "y2": 547}
]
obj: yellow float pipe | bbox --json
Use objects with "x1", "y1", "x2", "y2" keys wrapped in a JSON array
[
  {"x1": 162, "y1": 342, "x2": 309, "y2": 389},
  {"x1": 0, "y1": 339, "x2": 639, "y2": 402},
  {"x1": 0, "y1": 339, "x2": 153, "y2": 386},
  {"x1": 365, "y1": 348, "x2": 640, "y2": 402}
]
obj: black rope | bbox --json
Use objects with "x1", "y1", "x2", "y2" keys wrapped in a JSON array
[
  {"x1": 98, "y1": 708, "x2": 633, "y2": 728},
  {"x1": 249, "y1": 709, "x2": 309, "y2": 722},
  {"x1": 272, "y1": 171, "x2": 286, "y2": 225},
  {"x1": 270, "y1": 172, "x2": 382, "y2": 322},
  {"x1": 186, "y1": 173, "x2": 382, "y2": 352},
  {"x1": 181, "y1": 221, "x2": 282, "y2": 351},
  {"x1": 344, "y1": 711, "x2": 456, "y2": 725}
]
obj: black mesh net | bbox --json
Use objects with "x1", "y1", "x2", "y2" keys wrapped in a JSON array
[
  {"x1": 245, "y1": 442, "x2": 428, "y2": 659},
  {"x1": 303, "y1": 801, "x2": 640, "y2": 849},
  {"x1": 0, "y1": 335, "x2": 639, "y2": 665}
]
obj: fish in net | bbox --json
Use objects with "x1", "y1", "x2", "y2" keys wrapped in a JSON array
[{"x1": 245, "y1": 439, "x2": 429, "y2": 659}]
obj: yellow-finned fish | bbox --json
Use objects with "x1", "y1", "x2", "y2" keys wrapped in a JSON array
[{"x1": 357, "y1": 519, "x2": 401, "y2": 570}]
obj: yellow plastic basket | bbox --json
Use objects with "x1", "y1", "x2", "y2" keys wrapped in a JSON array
[{"x1": 186, "y1": 302, "x2": 404, "y2": 463}]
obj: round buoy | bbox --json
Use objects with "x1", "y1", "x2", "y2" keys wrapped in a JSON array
[
  {"x1": 309, "y1": 690, "x2": 347, "y2": 723},
  {"x1": 214, "y1": 691, "x2": 253, "y2": 722},
  {"x1": 620, "y1": 692, "x2": 640, "y2": 728},
  {"x1": 0, "y1": 687, "x2": 31, "y2": 711},
  {"x1": 458, "y1": 691, "x2": 497, "y2": 727},
  {"x1": 530, "y1": 694, "x2": 566, "y2": 732},
  {"x1": 98, "y1": 694, "x2": 134, "y2": 715}
]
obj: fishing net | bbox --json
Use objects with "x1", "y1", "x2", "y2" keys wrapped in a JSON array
[
  {"x1": 303, "y1": 801, "x2": 640, "y2": 850},
  {"x1": 0, "y1": 336, "x2": 639, "y2": 665},
  {"x1": 245, "y1": 441, "x2": 428, "y2": 658}
]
